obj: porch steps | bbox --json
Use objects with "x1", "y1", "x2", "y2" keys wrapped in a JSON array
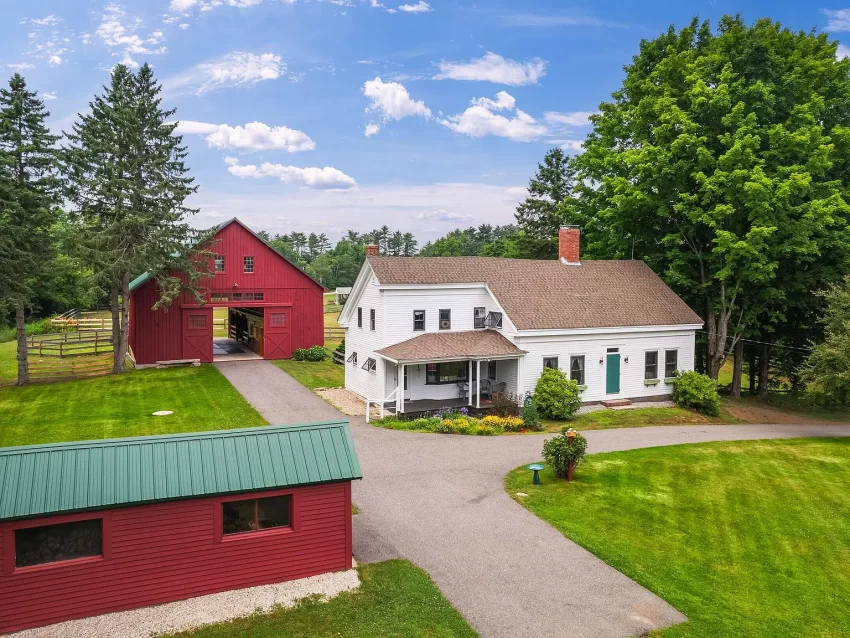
[{"x1": 601, "y1": 398, "x2": 632, "y2": 408}]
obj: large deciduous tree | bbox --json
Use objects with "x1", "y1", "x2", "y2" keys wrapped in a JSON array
[
  {"x1": 0, "y1": 74, "x2": 61, "y2": 385},
  {"x1": 579, "y1": 16, "x2": 850, "y2": 379},
  {"x1": 64, "y1": 63, "x2": 208, "y2": 374}
]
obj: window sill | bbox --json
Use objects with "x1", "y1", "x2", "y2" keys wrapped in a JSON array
[
  {"x1": 644, "y1": 379, "x2": 660, "y2": 386},
  {"x1": 12, "y1": 555, "x2": 104, "y2": 575},
  {"x1": 221, "y1": 526, "x2": 294, "y2": 543},
  {"x1": 664, "y1": 377, "x2": 678, "y2": 384}
]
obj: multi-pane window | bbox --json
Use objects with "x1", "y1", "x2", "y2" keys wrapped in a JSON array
[
  {"x1": 214, "y1": 255, "x2": 225, "y2": 272},
  {"x1": 426, "y1": 361, "x2": 468, "y2": 384},
  {"x1": 645, "y1": 351, "x2": 659, "y2": 380},
  {"x1": 486, "y1": 312, "x2": 503, "y2": 328},
  {"x1": 543, "y1": 357, "x2": 559, "y2": 370},
  {"x1": 439, "y1": 309, "x2": 451, "y2": 330},
  {"x1": 570, "y1": 355, "x2": 585, "y2": 385},
  {"x1": 665, "y1": 350, "x2": 678, "y2": 378},
  {"x1": 188, "y1": 314, "x2": 207, "y2": 329},
  {"x1": 243, "y1": 256, "x2": 254, "y2": 273},
  {"x1": 488, "y1": 360, "x2": 497, "y2": 380},
  {"x1": 222, "y1": 495, "x2": 291, "y2": 535},
  {"x1": 474, "y1": 307, "x2": 486, "y2": 329},
  {"x1": 362, "y1": 357, "x2": 377, "y2": 372},
  {"x1": 15, "y1": 519, "x2": 103, "y2": 568},
  {"x1": 269, "y1": 312, "x2": 286, "y2": 327},
  {"x1": 370, "y1": 309, "x2": 376, "y2": 331},
  {"x1": 211, "y1": 293, "x2": 230, "y2": 302},
  {"x1": 347, "y1": 351, "x2": 358, "y2": 365},
  {"x1": 413, "y1": 310, "x2": 425, "y2": 331},
  {"x1": 357, "y1": 307, "x2": 362, "y2": 328}
]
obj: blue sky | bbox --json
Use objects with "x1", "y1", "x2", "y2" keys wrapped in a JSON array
[{"x1": 2, "y1": 1, "x2": 849, "y2": 241}]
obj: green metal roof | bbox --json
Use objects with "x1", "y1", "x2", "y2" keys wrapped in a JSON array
[
  {"x1": 128, "y1": 272, "x2": 150, "y2": 292},
  {"x1": 0, "y1": 422, "x2": 361, "y2": 521}
]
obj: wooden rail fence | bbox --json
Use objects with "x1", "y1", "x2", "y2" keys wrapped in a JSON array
[
  {"x1": 324, "y1": 327, "x2": 344, "y2": 341},
  {"x1": 27, "y1": 331, "x2": 115, "y2": 383},
  {"x1": 28, "y1": 354, "x2": 114, "y2": 383}
]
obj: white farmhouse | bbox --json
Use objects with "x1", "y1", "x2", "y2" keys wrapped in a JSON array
[{"x1": 339, "y1": 227, "x2": 703, "y2": 418}]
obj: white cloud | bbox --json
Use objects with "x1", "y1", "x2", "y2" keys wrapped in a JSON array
[
  {"x1": 440, "y1": 91, "x2": 547, "y2": 141},
  {"x1": 226, "y1": 158, "x2": 357, "y2": 190},
  {"x1": 825, "y1": 9, "x2": 850, "y2": 31},
  {"x1": 7, "y1": 63, "x2": 35, "y2": 70},
  {"x1": 838, "y1": 43, "x2": 850, "y2": 59},
  {"x1": 543, "y1": 111, "x2": 596, "y2": 126},
  {"x1": 416, "y1": 209, "x2": 474, "y2": 222},
  {"x1": 398, "y1": 1, "x2": 432, "y2": 12},
  {"x1": 550, "y1": 139, "x2": 585, "y2": 154},
  {"x1": 165, "y1": 51, "x2": 284, "y2": 96},
  {"x1": 42, "y1": 91, "x2": 58, "y2": 101},
  {"x1": 362, "y1": 77, "x2": 431, "y2": 131},
  {"x1": 97, "y1": 4, "x2": 167, "y2": 67},
  {"x1": 364, "y1": 123, "x2": 381, "y2": 137},
  {"x1": 179, "y1": 23, "x2": 190, "y2": 29},
  {"x1": 48, "y1": 55, "x2": 62, "y2": 66},
  {"x1": 30, "y1": 15, "x2": 61, "y2": 27},
  {"x1": 176, "y1": 120, "x2": 315, "y2": 152},
  {"x1": 170, "y1": 0, "x2": 198, "y2": 10},
  {"x1": 435, "y1": 52, "x2": 547, "y2": 86}
]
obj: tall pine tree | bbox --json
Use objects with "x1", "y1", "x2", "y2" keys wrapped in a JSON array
[
  {"x1": 64, "y1": 63, "x2": 208, "y2": 374},
  {"x1": 0, "y1": 74, "x2": 61, "y2": 385}
]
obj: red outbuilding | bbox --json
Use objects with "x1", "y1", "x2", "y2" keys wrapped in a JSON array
[
  {"x1": 0, "y1": 421, "x2": 362, "y2": 633},
  {"x1": 129, "y1": 218, "x2": 325, "y2": 365}
]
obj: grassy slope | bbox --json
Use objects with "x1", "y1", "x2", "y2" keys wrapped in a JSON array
[
  {"x1": 170, "y1": 560, "x2": 478, "y2": 638},
  {"x1": 506, "y1": 439, "x2": 850, "y2": 637},
  {"x1": 0, "y1": 364, "x2": 266, "y2": 447},
  {"x1": 272, "y1": 352, "x2": 344, "y2": 390},
  {"x1": 554, "y1": 405, "x2": 740, "y2": 431}
]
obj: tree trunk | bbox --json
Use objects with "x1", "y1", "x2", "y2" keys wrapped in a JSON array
[
  {"x1": 748, "y1": 347, "x2": 757, "y2": 395},
  {"x1": 111, "y1": 281, "x2": 121, "y2": 374},
  {"x1": 757, "y1": 343, "x2": 770, "y2": 400},
  {"x1": 15, "y1": 304, "x2": 29, "y2": 386},
  {"x1": 731, "y1": 339, "x2": 743, "y2": 398},
  {"x1": 114, "y1": 273, "x2": 131, "y2": 374}
]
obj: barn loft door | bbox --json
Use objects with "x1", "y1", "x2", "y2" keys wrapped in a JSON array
[
  {"x1": 264, "y1": 306, "x2": 292, "y2": 360},
  {"x1": 182, "y1": 308, "x2": 213, "y2": 362}
]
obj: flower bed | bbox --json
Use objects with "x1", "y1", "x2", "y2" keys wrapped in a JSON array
[{"x1": 371, "y1": 408, "x2": 540, "y2": 435}]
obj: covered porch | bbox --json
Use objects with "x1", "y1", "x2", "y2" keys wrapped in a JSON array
[{"x1": 371, "y1": 329, "x2": 527, "y2": 419}]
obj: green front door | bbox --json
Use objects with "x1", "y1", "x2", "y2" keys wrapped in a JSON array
[{"x1": 606, "y1": 353, "x2": 621, "y2": 394}]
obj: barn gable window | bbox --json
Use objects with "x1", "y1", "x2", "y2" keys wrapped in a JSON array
[
  {"x1": 222, "y1": 495, "x2": 291, "y2": 536},
  {"x1": 15, "y1": 519, "x2": 103, "y2": 568},
  {"x1": 243, "y1": 256, "x2": 254, "y2": 273},
  {"x1": 214, "y1": 255, "x2": 225, "y2": 272}
]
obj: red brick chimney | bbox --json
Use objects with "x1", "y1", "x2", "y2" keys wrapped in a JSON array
[
  {"x1": 558, "y1": 226, "x2": 581, "y2": 265},
  {"x1": 365, "y1": 244, "x2": 380, "y2": 257}
]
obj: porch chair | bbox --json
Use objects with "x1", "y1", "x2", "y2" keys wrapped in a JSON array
[{"x1": 457, "y1": 381, "x2": 469, "y2": 400}]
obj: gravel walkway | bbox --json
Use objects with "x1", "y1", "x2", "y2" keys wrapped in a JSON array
[
  {"x1": 316, "y1": 387, "x2": 366, "y2": 416},
  {"x1": 215, "y1": 360, "x2": 346, "y2": 424},
  {"x1": 12, "y1": 569, "x2": 360, "y2": 638}
]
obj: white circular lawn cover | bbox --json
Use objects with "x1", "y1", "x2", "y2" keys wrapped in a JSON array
[{"x1": 152, "y1": 411, "x2": 173, "y2": 416}]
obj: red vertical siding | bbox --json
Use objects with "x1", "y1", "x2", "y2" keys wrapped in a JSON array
[
  {"x1": 130, "y1": 219, "x2": 324, "y2": 365},
  {"x1": 0, "y1": 482, "x2": 352, "y2": 633}
]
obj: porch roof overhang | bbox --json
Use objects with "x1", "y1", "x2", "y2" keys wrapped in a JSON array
[{"x1": 375, "y1": 329, "x2": 527, "y2": 364}]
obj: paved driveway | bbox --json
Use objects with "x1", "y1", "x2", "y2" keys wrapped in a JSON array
[
  {"x1": 218, "y1": 365, "x2": 850, "y2": 637},
  {"x1": 350, "y1": 421, "x2": 850, "y2": 638}
]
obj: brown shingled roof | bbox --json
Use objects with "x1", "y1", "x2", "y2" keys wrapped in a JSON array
[
  {"x1": 367, "y1": 257, "x2": 702, "y2": 331},
  {"x1": 376, "y1": 330, "x2": 526, "y2": 362}
]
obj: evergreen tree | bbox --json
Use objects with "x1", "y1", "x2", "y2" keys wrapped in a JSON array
[
  {"x1": 0, "y1": 74, "x2": 61, "y2": 385},
  {"x1": 64, "y1": 63, "x2": 206, "y2": 374}
]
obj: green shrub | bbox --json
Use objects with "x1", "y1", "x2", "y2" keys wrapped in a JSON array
[
  {"x1": 335, "y1": 338, "x2": 345, "y2": 354},
  {"x1": 534, "y1": 368, "x2": 582, "y2": 420},
  {"x1": 522, "y1": 400, "x2": 542, "y2": 431},
  {"x1": 491, "y1": 392, "x2": 521, "y2": 417},
  {"x1": 672, "y1": 371, "x2": 721, "y2": 416},
  {"x1": 292, "y1": 345, "x2": 328, "y2": 362},
  {"x1": 542, "y1": 428, "x2": 588, "y2": 479},
  {"x1": 0, "y1": 318, "x2": 53, "y2": 344}
]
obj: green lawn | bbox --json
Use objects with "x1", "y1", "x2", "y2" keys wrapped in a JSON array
[
  {"x1": 0, "y1": 364, "x2": 266, "y2": 447},
  {"x1": 170, "y1": 560, "x2": 477, "y2": 638},
  {"x1": 272, "y1": 355, "x2": 344, "y2": 390},
  {"x1": 0, "y1": 341, "x2": 17, "y2": 386},
  {"x1": 550, "y1": 405, "x2": 739, "y2": 431},
  {"x1": 506, "y1": 438, "x2": 850, "y2": 637}
]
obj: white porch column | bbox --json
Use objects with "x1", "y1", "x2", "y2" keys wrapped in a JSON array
[
  {"x1": 379, "y1": 359, "x2": 386, "y2": 418},
  {"x1": 468, "y1": 360, "x2": 473, "y2": 406},
  {"x1": 398, "y1": 363, "x2": 405, "y2": 414},
  {"x1": 476, "y1": 359, "x2": 481, "y2": 409}
]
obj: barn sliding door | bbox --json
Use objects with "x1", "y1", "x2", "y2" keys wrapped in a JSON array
[
  {"x1": 264, "y1": 307, "x2": 292, "y2": 360},
  {"x1": 182, "y1": 308, "x2": 213, "y2": 362}
]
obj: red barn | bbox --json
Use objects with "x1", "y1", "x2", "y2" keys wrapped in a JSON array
[
  {"x1": 129, "y1": 218, "x2": 325, "y2": 366},
  {"x1": 0, "y1": 422, "x2": 362, "y2": 633}
]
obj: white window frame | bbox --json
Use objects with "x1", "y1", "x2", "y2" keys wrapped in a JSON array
[
  {"x1": 664, "y1": 349, "x2": 679, "y2": 378},
  {"x1": 569, "y1": 354, "x2": 586, "y2": 385},
  {"x1": 543, "y1": 356, "x2": 559, "y2": 370},
  {"x1": 413, "y1": 310, "x2": 425, "y2": 332},
  {"x1": 214, "y1": 255, "x2": 225, "y2": 272},
  {"x1": 644, "y1": 350, "x2": 659, "y2": 380},
  {"x1": 474, "y1": 307, "x2": 486, "y2": 329},
  {"x1": 243, "y1": 256, "x2": 254, "y2": 273}
]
